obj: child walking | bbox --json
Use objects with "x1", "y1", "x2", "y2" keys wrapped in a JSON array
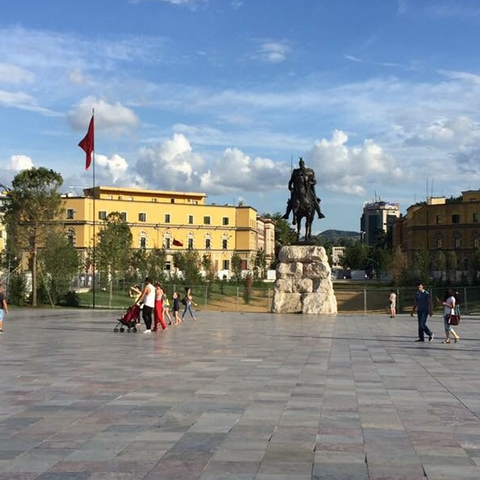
[{"x1": 172, "y1": 291, "x2": 182, "y2": 325}]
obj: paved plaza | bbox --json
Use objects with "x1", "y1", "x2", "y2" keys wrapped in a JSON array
[{"x1": 1, "y1": 309, "x2": 480, "y2": 480}]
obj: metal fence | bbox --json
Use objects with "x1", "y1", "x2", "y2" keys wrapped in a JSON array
[{"x1": 78, "y1": 283, "x2": 480, "y2": 315}]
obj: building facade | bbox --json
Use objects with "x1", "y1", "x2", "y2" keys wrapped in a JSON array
[
  {"x1": 393, "y1": 190, "x2": 480, "y2": 273},
  {"x1": 61, "y1": 186, "x2": 274, "y2": 277},
  {"x1": 361, "y1": 200, "x2": 400, "y2": 245}
]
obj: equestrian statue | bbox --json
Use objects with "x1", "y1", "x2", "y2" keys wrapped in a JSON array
[{"x1": 282, "y1": 157, "x2": 325, "y2": 242}]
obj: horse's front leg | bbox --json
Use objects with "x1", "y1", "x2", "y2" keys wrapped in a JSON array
[{"x1": 297, "y1": 218, "x2": 301, "y2": 241}]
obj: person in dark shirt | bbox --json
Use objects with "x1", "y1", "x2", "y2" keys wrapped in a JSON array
[
  {"x1": 411, "y1": 283, "x2": 434, "y2": 342},
  {"x1": 0, "y1": 284, "x2": 8, "y2": 334},
  {"x1": 172, "y1": 291, "x2": 182, "y2": 325}
]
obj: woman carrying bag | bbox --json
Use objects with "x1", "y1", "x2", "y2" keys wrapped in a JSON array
[{"x1": 442, "y1": 289, "x2": 460, "y2": 344}]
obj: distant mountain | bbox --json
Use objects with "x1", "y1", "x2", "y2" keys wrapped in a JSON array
[{"x1": 315, "y1": 229, "x2": 361, "y2": 242}]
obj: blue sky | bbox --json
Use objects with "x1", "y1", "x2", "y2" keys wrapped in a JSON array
[{"x1": 2, "y1": 0, "x2": 480, "y2": 232}]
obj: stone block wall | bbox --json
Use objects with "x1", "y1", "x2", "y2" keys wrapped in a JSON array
[{"x1": 272, "y1": 245, "x2": 337, "y2": 314}]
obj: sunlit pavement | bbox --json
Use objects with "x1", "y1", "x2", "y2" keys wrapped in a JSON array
[{"x1": 1, "y1": 308, "x2": 480, "y2": 480}]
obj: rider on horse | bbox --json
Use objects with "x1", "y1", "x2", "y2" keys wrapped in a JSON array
[{"x1": 282, "y1": 157, "x2": 325, "y2": 225}]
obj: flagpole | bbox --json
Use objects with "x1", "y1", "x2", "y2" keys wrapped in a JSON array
[{"x1": 92, "y1": 108, "x2": 96, "y2": 310}]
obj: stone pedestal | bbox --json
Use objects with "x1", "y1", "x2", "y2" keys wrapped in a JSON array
[{"x1": 272, "y1": 245, "x2": 337, "y2": 314}]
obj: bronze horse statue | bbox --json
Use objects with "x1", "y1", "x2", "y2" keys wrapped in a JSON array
[{"x1": 283, "y1": 157, "x2": 324, "y2": 242}]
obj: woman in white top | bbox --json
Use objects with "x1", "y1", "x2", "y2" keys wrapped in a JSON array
[
  {"x1": 442, "y1": 289, "x2": 460, "y2": 343},
  {"x1": 140, "y1": 278, "x2": 156, "y2": 333}
]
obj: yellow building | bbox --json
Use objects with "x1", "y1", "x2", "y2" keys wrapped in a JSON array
[
  {"x1": 393, "y1": 190, "x2": 480, "y2": 273},
  {"x1": 62, "y1": 186, "x2": 275, "y2": 276}
]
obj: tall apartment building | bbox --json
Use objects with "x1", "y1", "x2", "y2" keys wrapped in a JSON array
[
  {"x1": 60, "y1": 186, "x2": 275, "y2": 276},
  {"x1": 393, "y1": 190, "x2": 480, "y2": 272},
  {"x1": 361, "y1": 199, "x2": 400, "y2": 245}
]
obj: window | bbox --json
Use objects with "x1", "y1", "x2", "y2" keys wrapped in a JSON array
[
  {"x1": 165, "y1": 237, "x2": 171, "y2": 249},
  {"x1": 120, "y1": 212, "x2": 127, "y2": 221},
  {"x1": 452, "y1": 214, "x2": 460, "y2": 224},
  {"x1": 241, "y1": 260, "x2": 248, "y2": 270},
  {"x1": 66, "y1": 209, "x2": 75, "y2": 219},
  {"x1": 139, "y1": 212, "x2": 147, "y2": 222},
  {"x1": 140, "y1": 236, "x2": 147, "y2": 248},
  {"x1": 205, "y1": 238, "x2": 211, "y2": 249},
  {"x1": 188, "y1": 215, "x2": 194, "y2": 224},
  {"x1": 474, "y1": 213, "x2": 479, "y2": 223},
  {"x1": 436, "y1": 215, "x2": 442, "y2": 224},
  {"x1": 472, "y1": 236, "x2": 479, "y2": 248},
  {"x1": 223, "y1": 259, "x2": 230, "y2": 270},
  {"x1": 165, "y1": 261, "x2": 171, "y2": 271},
  {"x1": 171, "y1": 198, "x2": 175, "y2": 204},
  {"x1": 165, "y1": 214, "x2": 171, "y2": 223},
  {"x1": 222, "y1": 217, "x2": 229, "y2": 226},
  {"x1": 464, "y1": 258, "x2": 469, "y2": 270},
  {"x1": 435, "y1": 237, "x2": 443, "y2": 249},
  {"x1": 188, "y1": 238, "x2": 194, "y2": 249},
  {"x1": 98, "y1": 211, "x2": 107, "y2": 220},
  {"x1": 453, "y1": 236, "x2": 461, "y2": 249},
  {"x1": 204, "y1": 216, "x2": 211, "y2": 225},
  {"x1": 66, "y1": 229, "x2": 76, "y2": 246},
  {"x1": 222, "y1": 239, "x2": 228, "y2": 249}
]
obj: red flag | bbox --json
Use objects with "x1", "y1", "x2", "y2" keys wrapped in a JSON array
[
  {"x1": 78, "y1": 116, "x2": 94, "y2": 170},
  {"x1": 172, "y1": 239, "x2": 183, "y2": 247}
]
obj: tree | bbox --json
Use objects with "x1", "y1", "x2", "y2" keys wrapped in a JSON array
[
  {"x1": 202, "y1": 253, "x2": 216, "y2": 284},
  {"x1": 254, "y1": 248, "x2": 267, "y2": 279},
  {"x1": 389, "y1": 247, "x2": 408, "y2": 285},
  {"x1": 231, "y1": 253, "x2": 243, "y2": 282},
  {"x1": 173, "y1": 250, "x2": 201, "y2": 285},
  {"x1": 261, "y1": 212, "x2": 296, "y2": 260},
  {"x1": 3, "y1": 167, "x2": 64, "y2": 306},
  {"x1": 131, "y1": 248, "x2": 166, "y2": 281},
  {"x1": 434, "y1": 251, "x2": 446, "y2": 281},
  {"x1": 96, "y1": 212, "x2": 133, "y2": 303},
  {"x1": 39, "y1": 230, "x2": 80, "y2": 304},
  {"x1": 411, "y1": 249, "x2": 431, "y2": 283},
  {"x1": 446, "y1": 251, "x2": 458, "y2": 282},
  {"x1": 340, "y1": 243, "x2": 369, "y2": 270}
]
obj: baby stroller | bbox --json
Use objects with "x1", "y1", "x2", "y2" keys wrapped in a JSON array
[{"x1": 114, "y1": 303, "x2": 141, "y2": 332}]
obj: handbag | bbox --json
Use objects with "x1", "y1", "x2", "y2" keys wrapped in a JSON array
[{"x1": 448, "y1": 314, "x2": 460, "y2": 326}]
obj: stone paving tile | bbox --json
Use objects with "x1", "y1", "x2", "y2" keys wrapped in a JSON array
[{"x1": 1, "y1": 310, "x2": 480, "y2": 479}]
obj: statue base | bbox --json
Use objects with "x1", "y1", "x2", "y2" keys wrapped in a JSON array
[{"x1": 272, "y1": 245, "x2": 337, "y2": 315}]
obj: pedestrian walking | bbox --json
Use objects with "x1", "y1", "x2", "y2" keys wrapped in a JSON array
[
  {"x1": 442, "y1": 289, "x2": 460, "y2": 343},
  {"x1": 389, "y1": 289, "x2": 397, "y2": 318},
  {"x1": 172, "y1": 291, "x2": 182, "y2": 325},
  {"x1": 411, "y1": 283, "x2": 434, "y2": 342},
  {"x1": 0, "y1": 284, "x2": 8, "y2": 334},
  {"x1": 153, "y1": 283, "x2": 167, "y2": 331},
  {"x1": 163, "y1": 292, "x2": 173, "y2": 326},
  {"x1": 181, "y1": 287, "x2": 198, "y2": 322},
  {"x1": 139, "y1": 278, "x2": 155, "y2": 333}
]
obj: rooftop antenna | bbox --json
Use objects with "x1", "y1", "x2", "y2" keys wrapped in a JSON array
[{"x1": 431, "y1": 179, "x2": 434, "y2": 199}]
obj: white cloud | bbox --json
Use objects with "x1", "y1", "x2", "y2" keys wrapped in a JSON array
[
  {"x1": 0, "y1": 63, "x2": 35, "y2": 85},
  {"x1": 397, "y1": 0, "x2": 408, "y2": 14},
  {"x1": 344, "y1": 54, "x2": 362, "y2": 63},
  {"x1": 95, "y1": 154, "x2": 129, "y2": 184},
  {"x1": 8, "y1": 154, "x2": 34, "y2": 171},
  {"x1": 0, "y1": 88, "x2": 55, "y2": 114},
  {"x1": 68, "y1": 68, "x2": 93, "y2": 86},
  {"x1": 199, "y1": 148, "x2": 289, "y2": 194},
  {"x1": 130, "y1": 0, "x2": 206, "y2": 8},
  {"x1": 427, "y1": 3, "x2": 480, "y2": 18},
  {"x1": 304, "y1": 130, "x2": 404, "y2": 196},
  {"x1": 135, "y1": 133, "x2": 205, "y2": 191},
  {"x1": 68, "y1": 96, "x2": 140, "y2": 134},
  {"x1": 256, "y1": 41, "x2": 291, "y2": 63}
]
